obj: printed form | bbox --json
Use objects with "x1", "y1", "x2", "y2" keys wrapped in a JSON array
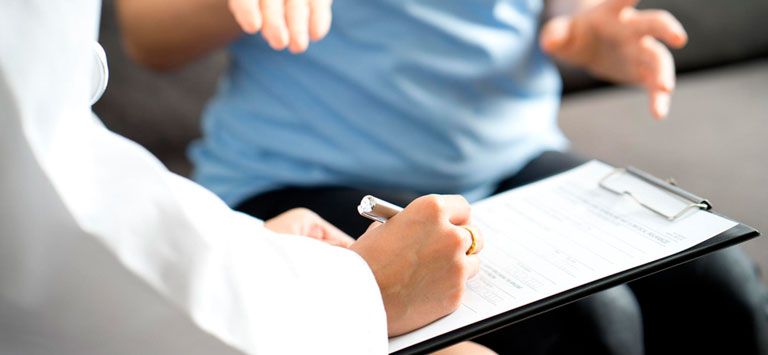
[{"x1": 389, "y1": 160, "x2": 737, "y2": 353}]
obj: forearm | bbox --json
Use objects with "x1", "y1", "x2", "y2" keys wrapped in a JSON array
[{"x1": 116, "y1": 0, "x2": 242, "y2": 71}]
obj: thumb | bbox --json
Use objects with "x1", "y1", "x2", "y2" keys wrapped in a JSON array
[
  {"x1": 540, "y1": 16, "x2": 573, "y2": 54},
  {"x1": 313, "y1": 219, "x2": 356, "y2": 248}
]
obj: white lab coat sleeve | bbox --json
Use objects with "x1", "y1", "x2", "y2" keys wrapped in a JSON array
[{"x1": 0, "y1": 1, "x2": 388, "y2": 354}]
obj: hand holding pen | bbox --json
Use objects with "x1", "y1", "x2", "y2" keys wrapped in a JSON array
[
  {"x1": 358, "y1": 195, "x2": 479, "y2": 255},
  {"x1": 350, "y1": 194, "x2": 484, "y2": 336}
]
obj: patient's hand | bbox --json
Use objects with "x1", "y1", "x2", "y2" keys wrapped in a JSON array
[
  {"x1": 264, "y1": 208, "x2": 354, "y2": 247},
  {"x1": 228, "y1": 0, "x2": 332, "y2": 53},
  {"x1": 540, "y1": 0, "x2": 687, "y2": 119}
]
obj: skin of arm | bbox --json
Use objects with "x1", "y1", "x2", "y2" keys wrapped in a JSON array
[
  {"x1": 116, "y1": 0, "x2": 242, "y2": 71},
  {"x1": 116, "y1": 0, "x2": 331, "y2": 71}
]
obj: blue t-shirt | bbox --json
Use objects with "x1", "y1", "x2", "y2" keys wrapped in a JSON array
[{"x1": 190, "y1": 0, "x2": 568, "y2": 206}]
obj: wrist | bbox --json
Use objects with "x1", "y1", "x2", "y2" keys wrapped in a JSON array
[{"x1": 350, "y1": 240, "x2": 409, "y2": 336}]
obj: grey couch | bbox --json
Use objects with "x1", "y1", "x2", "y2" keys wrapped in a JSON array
[{"x1": 93, "y1": 0, "x2": 768, "y2": 279}]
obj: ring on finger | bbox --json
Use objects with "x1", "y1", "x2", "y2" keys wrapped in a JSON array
[{"x1": 463, "y1": 226, "x2": 477, "y2": 255}]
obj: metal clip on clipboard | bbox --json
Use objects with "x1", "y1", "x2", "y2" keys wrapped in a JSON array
[{"x1": 599, "y1": 167, "x2": 712, "y2": 222}]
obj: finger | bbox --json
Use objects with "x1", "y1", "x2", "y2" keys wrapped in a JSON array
[
  {"x1": 602, "y1": 0, "x2": 640, "y2": 13},
  {"x1": 410, "y1": 194, "x2": 471, "y2": 226},
  {"x1": 288, "y1": 208, "x2": 354, "y2": 246},
  {"x1": 315, "y1": 219, "x2": 355, "y2": 247},
  {"x1": 465, "y1": 254, "x2": 481, "y2": 279},
  {"x1": 440, "y1": 195, "x2": 471, "y2": 225},
  {"x1": 628, "y1": 10, "x2": 688, "y2": 48},
  {"x1": 229, "y1": 0, "x2": 262, "y2": 34},
  {"x1": 309, "y1": 0, "x2": 332, "y2": 41},
  {"x1": 640, "y1": 36, "x2": 675, "y2": 119},
  {"x1": 261, "y1": 0, "x2": 289, "y2": 49},
  {"x1": 539, "y1": 16, "x2": 573, "y2": 55},
  {"x1": 286, "y1": 0, "x2": 310, "y2": 53},
  {"x1": 639, "y1": 36, "x2": 675, "y2": 91},
  {"x1": 322, "y1": 235, "x2": 355, "y2": 248},
  {"x1": 650, "y1": 91, "x2": 671, "y2": 120}
]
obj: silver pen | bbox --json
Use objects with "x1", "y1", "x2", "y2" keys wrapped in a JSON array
[{"x1": 357, "y1": 195, "x2": 404, "y2": 223}]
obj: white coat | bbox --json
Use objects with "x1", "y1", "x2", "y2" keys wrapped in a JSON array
[{"x1": 0, "y1": 1, "x2": 388, "y2": 354}]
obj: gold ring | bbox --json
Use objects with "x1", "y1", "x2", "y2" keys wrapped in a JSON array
[{"x1": 463, "y1": 226, "x2": 477, "y2": 255}]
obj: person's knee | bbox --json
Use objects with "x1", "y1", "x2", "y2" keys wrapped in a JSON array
[
  {"x1": 569, "y1": 285, "x2": 644, "y2": 355},
  {"x1": 578, "y1": 285, "x2": 642, "y2": 326},
  {"x1": 694, "y1": 248, "x2": 767, "y2": 305},
  {"x1": 686, "y1": 247, "x2": 768, "y2": 354}
]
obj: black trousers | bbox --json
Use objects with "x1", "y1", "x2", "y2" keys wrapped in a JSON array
[{"x1": 237, "y1": 151, "x2": 768, "y2": 355}]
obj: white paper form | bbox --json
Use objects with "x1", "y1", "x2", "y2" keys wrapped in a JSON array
[{"x1": 389, "y1": 160, "x2": 737, "y2": 353}]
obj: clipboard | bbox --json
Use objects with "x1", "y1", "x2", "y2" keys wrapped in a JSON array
[{"x1": 393, "y1": 164, "x2": 760, "y2": 355}]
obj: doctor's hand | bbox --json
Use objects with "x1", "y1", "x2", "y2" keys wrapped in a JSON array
[
  {"x1": 228, "y1": 0, "x2": 332, "y2": 53},
  {"x1": 540, "y1": 0, "x2": 687, "y2": 119},
  {"x1": 350, "y1": 195, "x2": 485, "y2": 337},
  {"x1": 264, "y1": 208, "x2": 355, "y2": 247}
]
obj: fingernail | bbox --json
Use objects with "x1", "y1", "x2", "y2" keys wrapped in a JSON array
[
  {"x1": 289, "y1": 41, "x2": 307, "y2": 54},
  {"x1": 253, "y1": 17, "x2": 262, "y2": 33},
  {"x1": 268, "y1": 37, "x2": 280, "y2": 50},
  {"x1": 659, "y1": 74, "x2": 675, "y2": 92},
  {"x1": 673, "y1": 34, "x2": 684, "y2": 47},
  {"x1": 655, "y1": 94, "x2": 670, "y2": 119},
  {"x1": 674, "y1": 28, "x2": 688, "y2": 47},
  {"x1": 662, "y1": 79, "x2": 674, "y2": 93},
  {"x1": 280, "y1": 29, "x2": 290, "y2": 48}
]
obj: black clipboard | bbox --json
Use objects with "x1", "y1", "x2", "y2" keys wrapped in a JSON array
[{"x1": 392, "y1": 165, "x2": 761, "y2": 355}]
